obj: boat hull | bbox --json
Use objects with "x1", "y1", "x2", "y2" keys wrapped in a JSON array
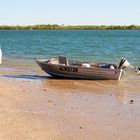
[{"x1": 36, "y1": 59, "x2": 123, "y2": 80}]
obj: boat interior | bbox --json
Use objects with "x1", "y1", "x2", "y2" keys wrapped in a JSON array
[{"x1": 47, "y1": 56, "x2": 118, "y2": 69}]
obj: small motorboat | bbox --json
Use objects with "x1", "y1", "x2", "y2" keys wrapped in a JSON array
[{"x1": 35, "y1": 56, "x2": 131, "y2": 80}]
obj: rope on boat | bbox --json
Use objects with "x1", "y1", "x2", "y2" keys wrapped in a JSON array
[{"x1": 124, "y1": 66, "x2": 140, "y2": 76}]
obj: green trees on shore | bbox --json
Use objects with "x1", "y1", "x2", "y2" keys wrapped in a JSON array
[{"x1": 0, "y1": 24, "x2": 140, "y2": 30}]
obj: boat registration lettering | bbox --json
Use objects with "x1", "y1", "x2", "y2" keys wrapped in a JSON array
[{"x1": 59, "y1": 66, "x2": 78, "y2": 72}]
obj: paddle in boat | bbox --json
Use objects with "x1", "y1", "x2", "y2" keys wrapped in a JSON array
[{"x1": 35, "y1": 56, "x2": 136, "y2": 80}]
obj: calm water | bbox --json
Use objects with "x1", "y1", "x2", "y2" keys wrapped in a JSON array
[{"x1": 0, "y1": 30, "x2": 140, "y2": 67}]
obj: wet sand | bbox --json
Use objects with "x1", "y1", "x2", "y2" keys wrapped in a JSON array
[{"x1": 0, "y1": 67, "x2": 140, "y2": 140}]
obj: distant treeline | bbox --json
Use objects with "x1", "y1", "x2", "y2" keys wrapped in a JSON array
[{"x1": 0, "y1": 24, "x2": 140, "y2": 30}]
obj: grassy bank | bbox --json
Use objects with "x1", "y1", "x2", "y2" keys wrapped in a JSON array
[{"x1": 0, "y1": 24, "x2": 140, "y2": 30}]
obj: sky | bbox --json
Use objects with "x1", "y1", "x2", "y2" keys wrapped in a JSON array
[{"x1": 0, "y1": 0, "x2": 140, "y2": 25}]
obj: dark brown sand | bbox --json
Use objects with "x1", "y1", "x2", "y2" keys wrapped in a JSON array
[{"x1": 0, "y1": 68, "x2": 140, "y2": 140}]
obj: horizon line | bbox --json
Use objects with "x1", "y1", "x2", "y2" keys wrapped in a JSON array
[{"x1": 0, "y1": 24, "x2": 140, "y2": 26}]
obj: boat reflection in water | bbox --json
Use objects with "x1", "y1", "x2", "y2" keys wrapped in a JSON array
[{"x1": 42, "y1": 76, "x2": 140, "y2": 104}]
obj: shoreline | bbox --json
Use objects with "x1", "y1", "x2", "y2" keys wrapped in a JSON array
[
  {"x1": 0, "y1": 24, "x2": 140, "y2": 30},
  {"x1": 0, "y1": 66, "x2": 140, "y2": 139}
]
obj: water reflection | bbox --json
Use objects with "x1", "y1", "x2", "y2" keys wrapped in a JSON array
[
  {"x1": 1, "y1": 68, "x2": 140, "y2": 104},
  {"x1": 42, "y1": 78, "x2": 140, "y2": 103}
]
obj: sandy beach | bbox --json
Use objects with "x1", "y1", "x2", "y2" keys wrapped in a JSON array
[{"x1": 0, "y1": 67, "x2": 140, "y2": 140}]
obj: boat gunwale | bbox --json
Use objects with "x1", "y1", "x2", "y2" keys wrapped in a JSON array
[{"x1": 35, "y1": 58, "x2": 121, "y2": 71}]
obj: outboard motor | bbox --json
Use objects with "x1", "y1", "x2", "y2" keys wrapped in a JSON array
[
  {"x1": 118, "y1": 57, "x2": 126, "y2": 69},
  {"x1": 118, "y1": 57, "x2": 134, "y2": 69},
  {"x1": 122, "y1": 59, "x2": 134, "y2": 68}
]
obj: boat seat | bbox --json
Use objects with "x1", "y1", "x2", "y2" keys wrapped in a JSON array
[{"x1": 59, "y1": 56, "x2": 69, "y2": 65}]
